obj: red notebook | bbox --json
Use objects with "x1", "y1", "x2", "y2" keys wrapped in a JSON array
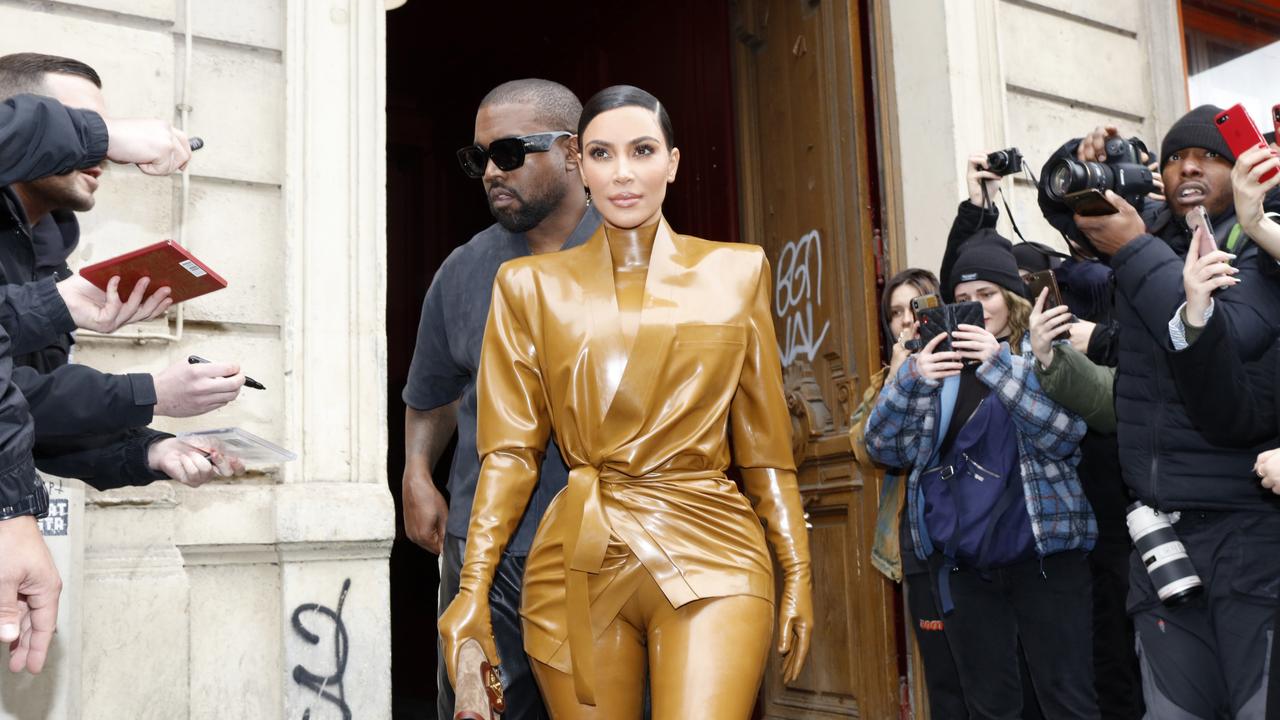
[{"x1": 79, "y1": 240, "x2": 227, "y2": 304}]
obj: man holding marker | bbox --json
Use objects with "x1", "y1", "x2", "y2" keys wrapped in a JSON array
[{"x1": 0, "y1": 52, "x2": 246, "y2": 674}]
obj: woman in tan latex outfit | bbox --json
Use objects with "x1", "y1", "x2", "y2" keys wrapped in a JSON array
[{"x1": 439, "y1": 85, "x2": 813, "y2": 719}]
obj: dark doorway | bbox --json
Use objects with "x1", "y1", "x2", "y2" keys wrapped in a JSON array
[{"x1": 385, "y1": 3, "x2": 739, "y2": 717}]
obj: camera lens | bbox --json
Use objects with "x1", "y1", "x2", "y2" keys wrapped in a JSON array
[
  {"x1": 1126, "y1": 502, "x2": 1202, "y2": 605},
  {"x1": 1047, "y1": 159, "x2": 1084, "y2": 200}
]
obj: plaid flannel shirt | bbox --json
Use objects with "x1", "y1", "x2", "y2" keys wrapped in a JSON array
[{"x1": 864, "y1": 337, "x2": 1096, "y2": 559}]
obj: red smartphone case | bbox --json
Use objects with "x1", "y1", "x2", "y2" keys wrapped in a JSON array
[
  {"x1": 78, "y1": 240, "x2": 228, "y2": 303},
  {"x1": 1215, "y1": 104, "x2": 1278, "y2": 182}
]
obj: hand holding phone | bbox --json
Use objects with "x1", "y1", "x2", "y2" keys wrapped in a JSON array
[
  {"x1": 1185, "y1": 205, "x2": 1217, "y2": 258},
  {"x1": 950, "y1": 322, "x2": 1001, "y2": 365},
  {"x1": 913, "y1": 331, "x2": 964, "y2": 381},
  {"x1": 1064, "y1": 188, "x2": 1120, "y2": 216},
  {"x1": 1182, "y1": 209, "x2": 1239, "y2": 325},
  {"x1": 1026, "y1": 269, "x2": 1065, "y2": 310},
  {"x1": 1029, "y1": 288, "x2": 1074, "y2": 368},
  {"x1": 1215, "y1": 104, "x2": 1278, "y2": 182}
]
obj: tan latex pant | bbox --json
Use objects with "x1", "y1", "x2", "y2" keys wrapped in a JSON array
[{"x1": 528, "y1": 552, "x2": 773, "y2": 720}]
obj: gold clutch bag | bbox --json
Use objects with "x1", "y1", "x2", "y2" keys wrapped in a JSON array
[{"x1": 453, "y1": 638, "x2": 506, "y2": 720}]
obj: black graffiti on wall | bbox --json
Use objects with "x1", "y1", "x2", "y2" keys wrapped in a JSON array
[{"x1": 292, "y1": 578, "x2": 353, "y2": 720}]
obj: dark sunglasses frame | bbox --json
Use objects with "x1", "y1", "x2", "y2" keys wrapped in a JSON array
[{"x1": 456, "y1": 131, "x2": 573, "y2": 179}]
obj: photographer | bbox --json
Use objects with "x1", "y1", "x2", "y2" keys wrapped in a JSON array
[
  {"x1": 850, "y1": 268, "x2": 967, "y2": 719},
  {"x1": 865, "y1": 234, "x2": 1096, "y2": 718},
  {"x1": 1037, "y1": 105, "x2": 1280, "y2": 718}
]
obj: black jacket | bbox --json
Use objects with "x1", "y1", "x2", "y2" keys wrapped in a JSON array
[
  {"x1": 0, "y1": 92, "x2": 156, "y2": 518},
  {"x1": 0, "y1": 189, "x2": 169, "y2": 489},
  {"x1": 0, "y1": 94, "x2": 107, "y2": 187},
  {"x1": 1039, "y1": 138, "x2": 1280, "y2": 512},
  {"x1": 1166, "y1": 310, "x2": 1279, "y2": 448}
]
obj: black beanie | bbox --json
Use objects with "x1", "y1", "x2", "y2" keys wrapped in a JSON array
[
  {"x1": 1160, "y1": 105, "x2": 1234, "y2": 166},
  {"x1": 946, "y1": 229, "x2": 1027, "y2": 299},
  {"x1": 1012, "y1": 241, "x2": 1068, "y2": 273}
]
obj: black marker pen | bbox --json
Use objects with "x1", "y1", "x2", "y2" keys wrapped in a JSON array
[{"x1": 188, "y1": 355, "x2": 265, "y2": 390}]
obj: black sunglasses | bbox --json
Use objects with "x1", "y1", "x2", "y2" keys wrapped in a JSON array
[{"x1": 456, "y1": 131, "x2": 572, "y2": 179}]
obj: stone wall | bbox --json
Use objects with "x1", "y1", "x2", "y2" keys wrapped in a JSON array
[{"x1": 887, "y1": 0, "x2": 1187, "y2": 269}]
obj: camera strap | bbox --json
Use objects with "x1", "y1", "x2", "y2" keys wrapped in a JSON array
[{"x1": 979, "y1": 183, "x2": 1030, "y2": 245}]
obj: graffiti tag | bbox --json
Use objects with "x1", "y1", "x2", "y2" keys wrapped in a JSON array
[
  {"x1": 775, "y1": 230, "x2": 831, "y2": 366},
  {"x1": 292, "y1": 579, "x2": 352, "y2": 720}
]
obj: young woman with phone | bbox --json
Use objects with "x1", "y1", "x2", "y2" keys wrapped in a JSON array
[
  {"x1": 864, "y1": 234, "x2": 1097, "y2": 718},
  {"x1": 849, "y1": 268, "x2": 973, "y2": 719}
]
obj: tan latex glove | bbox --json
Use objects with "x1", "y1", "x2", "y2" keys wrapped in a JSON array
[
  {"x1": 438, "y1": 449, "x2": 541, "y2": 686},
  {"x1": 741, "y1": 467, "x2": 813, "y2": 685}
]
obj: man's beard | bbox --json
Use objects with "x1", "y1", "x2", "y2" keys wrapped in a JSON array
[
  {"x1": 27, "y1": 174, "x2": 95, "y2": 213},
  {"x1": 488, "y1": 182, "x2": 566, "y2": 233}
]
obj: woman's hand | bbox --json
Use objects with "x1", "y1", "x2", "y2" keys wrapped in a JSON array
[
  {"x1": 1029, "y1": 287, "x2": 1073, "y2": 368},
  {"x1": 777, "y1": 571, "x2": 813, "y2": 685},
  {"x1": 951, "y1": 323, "x2": 1000, "y2": 366},
  {"x1": 887, "y1": 322, "x2": 917, "y2": 378},
  {"x1": 915, "y1": 331, "x2": 962, "y2": 381},
  {"x1": 1067, "y1": 319, "x2": 1097, "y2": 354},
  {"x1": 1231, "y1": 145, "x2": 1280, "y2": 260},
  {"x1": 1255, "y1": 449, "x2": 1280, "y2": 495},
  {"x1": 966, "y1": 153, "x2": 1002, "y2": 207},
  {"x1": 1182, "y1": 235, "x2": 1239, "y2": 327},
  {"x1": 438, "y1": 587, "x2": 499, "y2": 686}
]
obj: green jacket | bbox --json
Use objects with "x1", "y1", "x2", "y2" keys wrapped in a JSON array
[{"x1": 1035, "y1": 345, "x2": 1117, "y2": 434}]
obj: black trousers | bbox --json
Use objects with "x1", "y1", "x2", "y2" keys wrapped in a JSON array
[
  {"x1": 1089, "y1": 536, "x2": 1143, "y2": 720},
  {"x1": 1128, "y1": 511, "x2": 1280, "y2": 719},
  {"x1": 905, "y1": 571, "x2": 969, "y2": 718},
  {"x1": 937, "y1": 550, "x2": 1099, "y2": 719},
  {"x1": 438, "y1": 534, "x2": 548, "y2": 720}
]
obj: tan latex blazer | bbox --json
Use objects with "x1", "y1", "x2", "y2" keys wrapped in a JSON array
[{"x1": 439, "y1": 218, "x2": 813, "y2": 705}]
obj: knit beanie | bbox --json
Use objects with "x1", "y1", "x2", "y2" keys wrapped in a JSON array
[
  {"x1": 1012, "y1": 241, "x2": 1068, "y2": 273},
  {"x1": 946, "y1": 229, "x2": 1027, "y2": 299},
  {"x1": 1160, "y1": 105, "x2": 1234, "y2": 166}
]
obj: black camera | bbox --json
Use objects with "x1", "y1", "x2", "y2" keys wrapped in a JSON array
[
  {"x1": 1045, "y1": 136, "x2": 1155, "y2": 207},
  {"x1": 985, "y1": 147, "x2": 1024, "y2": 177}
]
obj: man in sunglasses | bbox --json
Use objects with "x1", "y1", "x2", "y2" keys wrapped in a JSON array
[{"x1": 402, "y1": 78, "x2": 600, "y2": 720}]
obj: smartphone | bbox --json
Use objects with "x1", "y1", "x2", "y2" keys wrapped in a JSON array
[
  {"x1": 1215, "y1": 104, "x2": 1278, "y2": 182},
  {"x1": 1063, "y1": 188, "x2": 1119, "y2": 216},
  {"x1": 916, "y1": 301, "x2": 985, "y2": 356},
  {"x1": 910, "y1": 293, "x2": 941, "y2": 315},
  {"x1": 1185, "y1": 205, "x2": 1216, "y2": 257},
  {"x1": 1026, "y1": 269, "x2": 1064, "y2": 309},
  {"x1": 1272, "y1": 102, "x2": 1280, "y2": 145}
]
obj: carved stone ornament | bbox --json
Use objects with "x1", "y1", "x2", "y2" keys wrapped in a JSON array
[{"x1": 784, "y1": 359, "x2": 833, "y2": 461}]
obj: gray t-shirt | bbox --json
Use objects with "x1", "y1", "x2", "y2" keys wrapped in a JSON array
[{"x1": 402, "y1": 206, "x2": 600, "y2": 554}]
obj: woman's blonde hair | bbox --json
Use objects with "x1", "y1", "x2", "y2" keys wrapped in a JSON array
[{"x1": 1001, "y1": 288, "x2": 1033, "y2": 349}]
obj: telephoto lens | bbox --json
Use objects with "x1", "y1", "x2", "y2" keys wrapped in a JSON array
[
  {"x1": 985, "y1": 147, "x2": 1024, "y2": 177},
  {"x1": 1126, "y1": 502, "x2": 1203, "y2": 605},
  {"x1": 1043, "y1": 136, "x2": 1155, "y2": 206}
]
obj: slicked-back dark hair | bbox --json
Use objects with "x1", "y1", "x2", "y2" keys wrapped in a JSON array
[
  {"x1": 0, "y1": 53, "x2": 101, "y2": 101},
  {"x1": 578, "y1": 85, "x2": 674, "y2": 148},
  {"x1": 479, "y1": 78, "x2": 581, "y2": 133}
]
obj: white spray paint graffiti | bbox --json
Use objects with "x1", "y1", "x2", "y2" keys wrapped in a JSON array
[{"x1": 774, "y1": 230, "x2": 831, "y2": 367}]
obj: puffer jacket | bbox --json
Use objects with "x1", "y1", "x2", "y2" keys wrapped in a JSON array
[{"x1": 1039, "y1": 138, "x2": 1280, "y2": 512}]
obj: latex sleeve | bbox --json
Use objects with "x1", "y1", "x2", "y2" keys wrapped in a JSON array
[{"x1": 438, "y1": 269, "x2": 549, "y2": 684}]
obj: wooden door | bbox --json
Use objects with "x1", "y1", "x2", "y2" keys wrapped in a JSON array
[{"x1": 730, "y1": 0, "x2": 900, "y2": 717}]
